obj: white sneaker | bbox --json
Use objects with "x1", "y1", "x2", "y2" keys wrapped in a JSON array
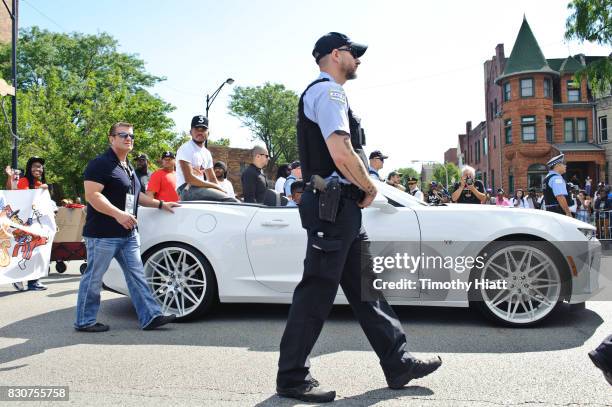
[{"x1": 12, "y1": 281, "x2": 26, "y2": 291}]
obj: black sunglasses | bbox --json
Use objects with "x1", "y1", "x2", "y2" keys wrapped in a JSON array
[
  {"x1": 337, "y1": 47, "x2": 357, "y2": 58},
  {"x1": 114, "y1": 132, "x2": 135, "y2": 140}
]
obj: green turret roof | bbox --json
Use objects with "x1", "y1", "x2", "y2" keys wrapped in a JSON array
[
  {"x1": 495, "y1": 17, "x2": 558, "y2": 84},
  {"x1": 559, "y1": 55, "x2": 584, "y2": 73}
]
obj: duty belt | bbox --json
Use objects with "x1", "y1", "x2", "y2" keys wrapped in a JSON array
[{"x1": 305, "y1": 182, "x2": 364, "y2": 201}]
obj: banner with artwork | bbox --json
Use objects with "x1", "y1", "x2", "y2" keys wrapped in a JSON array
[{"x1": 0, "y1": 189, "x2": 56, "y2": 284}]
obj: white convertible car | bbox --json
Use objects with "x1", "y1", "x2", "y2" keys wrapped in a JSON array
[{"x1": 103, "y1": 181, "x2": 601, "y2": 327}]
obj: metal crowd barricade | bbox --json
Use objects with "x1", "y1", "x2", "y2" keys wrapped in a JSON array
[{"x1": 594, "y1": 209, "x2": 612, "y2": 241}]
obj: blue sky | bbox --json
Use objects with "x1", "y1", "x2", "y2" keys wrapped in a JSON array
[{"x1": 18, "y1": 0, "x2": 610, "y2": 176}]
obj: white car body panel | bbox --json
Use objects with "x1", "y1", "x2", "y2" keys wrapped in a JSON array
[{"x1": 103, "y1": 181, "x2": 601, "y2": 308}]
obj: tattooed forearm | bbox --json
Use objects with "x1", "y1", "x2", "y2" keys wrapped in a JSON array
[{"x1": 336, "y1": 137, "x2": 377, "y2": 195}]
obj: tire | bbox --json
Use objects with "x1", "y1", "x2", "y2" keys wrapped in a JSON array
[
  {"x1": 141, "y1": 242, "x2": 218, "y2": 321},
  {"x1": 55, "y1": 261, "x2": 67, "y2": 274},
  {"x1": 79, "y1": 263, "x2": 87, "y2": 275},
  {"x1": 469, "y1": 240, "x2": 569, "y2": 327}
]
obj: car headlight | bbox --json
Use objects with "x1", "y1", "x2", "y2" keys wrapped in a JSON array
[{"x1": 578, "y1": 227, "x2": 595, "y2": 240}]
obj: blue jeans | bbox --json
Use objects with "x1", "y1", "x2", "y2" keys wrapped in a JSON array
[{"x1": 74, "y1": 231, "x2": 162, "y2": 329}]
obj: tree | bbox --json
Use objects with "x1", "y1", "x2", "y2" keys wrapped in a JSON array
[
  {"x1": 208, "y1": 137, "x2": 231, "y2": 147},
  {"x1": 395, "y1": 167, "x2": 419, "y2": 187},
  {"x1": 228, "y1": 83, "x2": 299, "y2": 172},
  {"x1": 0, "y1": 27, "x2": 176, "y2": 197},
  {"x1": 565, "y1": 0, "x2": 612, "y2": 95},
  {"x1": 432, "y1": 163, "x2": 460, "y2": 188}
]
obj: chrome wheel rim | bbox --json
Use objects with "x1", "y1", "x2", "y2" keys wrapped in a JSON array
[
  {"x1": 481, "y1": 245, "x2": 561, "y2": 324},
  {"x1": 144, "y1": 247, "x2": 207, "y2": 317}
]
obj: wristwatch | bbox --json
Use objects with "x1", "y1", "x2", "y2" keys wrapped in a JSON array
[{"x1": 158, "y1": 200, "x2": 164, "y2": 209}]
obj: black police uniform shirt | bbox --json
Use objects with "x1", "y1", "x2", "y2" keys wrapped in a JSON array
[
  {"x1": 83, "y1": 148, "x2": 140, "y2": 238},
  {"x1": 453, "y1": 180, "x2": 485, "y2": 204}
]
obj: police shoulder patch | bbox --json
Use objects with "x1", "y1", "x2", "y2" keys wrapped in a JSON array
[
  {"x1": 328, "y1": 87, "x2": 347, "y2": 104},
  {"x1": 553, "y1": 177, "x2": 564, "y2": 184}
]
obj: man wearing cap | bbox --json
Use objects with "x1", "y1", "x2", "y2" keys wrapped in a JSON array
[
  {"x1": 386, "y1": 171, "x2": 406, "y2": 191},
  {"x1": 213, "y1": 161, "x2": 235, "y2": 199},
  {"x1": 368, "y1": 150, "x2": 387, "y2": 181},
  {"x1": 283, "y1": 161, "x2": 302, "y2": 199},
  {"x1": 146, "y1": 151, "x2": 179, "y2": 203},
  {"x1": 542, "y1": 154, "x2": 571, "y2": 216},
  {"x1": 134, "y1": 153, "x2": 151, "y2": 193},
  {"x1": 276, "y1": 32, "x2": 441, "y2": 403},
  {"x1": 175, "y1": 115, "x2": 236, "y2": 202},
  {"x1": 406, "y1": 177, "x2": 424, "y2": 200}
]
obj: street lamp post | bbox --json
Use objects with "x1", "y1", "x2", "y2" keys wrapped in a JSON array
[{"x1": 205, "y1": 78, "x2": 234, "y2": 118}]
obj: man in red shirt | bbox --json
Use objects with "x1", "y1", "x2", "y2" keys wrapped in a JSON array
[{"x1": 146, "y1": 151, "x2": 179, "y2": 202}]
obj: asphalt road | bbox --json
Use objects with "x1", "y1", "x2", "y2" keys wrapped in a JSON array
[{"x1": 0, "y1": 257, "x2": 611, "y2": 406}]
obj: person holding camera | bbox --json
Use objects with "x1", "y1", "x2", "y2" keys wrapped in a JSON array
[{"x1": 451, "y1": 165, "x2": 486, "y2": 204}]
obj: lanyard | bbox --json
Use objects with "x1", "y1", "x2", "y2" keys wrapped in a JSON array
[{"x1": 119, "y1": 162, "x2": 136, "y2": 195}]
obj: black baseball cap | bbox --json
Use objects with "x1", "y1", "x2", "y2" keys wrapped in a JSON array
[
  {"x1": 312, "y1": 32, "x2": 368, "y2": 63},
  {"x1": 290, "y1": 161, "x2": 301, "y2": 169},
  {"x1": 136, "y1": 153, "x2": 148, "y2": 161},
  {"x1": 407, "y1": 177, "x2": 418, "y2": 183},
  {"x1": 191, "y1": 115, "x2": 209, "y2": 129},
  {"x1": 369, "y1": 150, "x2": 388, "y2": 160},
  {"x1": 214, "y1": 161, "x2": 228, "y2": 171},
  {"x1": 161, "y1": 151, "x2": 175, "y2": 159}
]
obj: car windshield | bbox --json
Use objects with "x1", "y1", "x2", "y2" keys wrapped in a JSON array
[{"x1": 375, "y1": 180, "x2": 428, "y2": 207}]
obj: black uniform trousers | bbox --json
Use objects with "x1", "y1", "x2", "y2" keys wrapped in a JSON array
[{"x1": 277, "y1": 190, "x2": 414, "y2": 388}]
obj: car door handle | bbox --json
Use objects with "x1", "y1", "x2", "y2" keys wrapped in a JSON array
[{"x1": 261, "y1": 220, "x2": 290, "y2": 227}]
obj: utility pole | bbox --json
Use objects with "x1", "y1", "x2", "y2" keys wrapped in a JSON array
[{"x1": 3, "y1": 0, "x2": 18, "y2": 168}]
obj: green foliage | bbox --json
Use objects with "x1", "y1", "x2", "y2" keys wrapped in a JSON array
[
  {"x1": 432, "y1": 163, "x2": 460, "y2": 187},
  {"x1": 208, "y1": 137, "x2": 231, "y2": 147},
  {"x1": 228, "y1": 82, "x2": 299, "y2": 171},
  {"x1": 565, "y1": 0, "x2": 612, "y2": 95},
  {"x1": 395, "y1": 167, "x2": 419, "y2": 187},
  {"x1": 0, "y1": 27, "x2": 176, "y2": 198}
]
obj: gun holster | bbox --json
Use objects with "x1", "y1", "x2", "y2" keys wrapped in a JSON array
[{"x1": 311, "y1": 175, "x2": 341, "y2": 223}]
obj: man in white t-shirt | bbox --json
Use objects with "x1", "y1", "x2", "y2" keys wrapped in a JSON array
[
  {"x1": 213, "y1": 161, "x2": 236, "y2": 199},
  {"x1": 175, "y1": 116, "x2": 237, "y2": 202}
]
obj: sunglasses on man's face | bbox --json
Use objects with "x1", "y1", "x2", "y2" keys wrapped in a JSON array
[
  {"x1": 114, "y1": 132, "x2": 135, "y2": 140},
  {"x1": 337, "y1": 47, "x2": 357, "y2": 58}
]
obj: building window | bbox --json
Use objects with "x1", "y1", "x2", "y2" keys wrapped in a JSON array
[
  {"x1": 520, "y1": 78, "x2": 534, "y2": 97},
  {"x1": 543, "y1": 78, "x2": 552, "y2": 98},
  {"x1": 503, "y1": 82, "x2": 511, "y2": 101},
  {"x1": 521, "y1": 116, "x2": 536, "y2": 142},
  {"x1": 494, "y1": 132, "x2": 497, "y2": 148},
  {"x1": 484, "y1": 136, "x2": 488, "y2": 155},
  {"x1": 494, "y1": 99, "x2": 498, "y2": 117},
  {"x1": 508, "y1": 175, "x2": 514, "y2": 194},
  {"x1": 505, "y1": 119, "x2": 512, "y2": 144},
  {"x1": 491, "y1": 170, "x2": 495, "y2": 191},
  {"x1": 567, "y1": 80, "x2": 581, "y2": 102},
  {"x1": 577, "y1": 118, "x2": 587, "y2": 142},
  {"x1": 527, "y1": 164, "x2": 547, "y2": 191},
  {"x1": 489, "y1": 102, "x2": 493, "y2": 120},
  {"x1": 546, "y1": 116, "x2": 553, "y2": 143},
  {"x1": 600, "y1": 116, "x2": 608, "y2": 142},
  {"x1": 564, "y1": 119, "x2": 574, "y2": 142}
]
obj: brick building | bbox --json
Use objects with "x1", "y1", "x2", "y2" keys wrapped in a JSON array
[
  {"x1": 596, "y1": 95, "x2": 611, "y2": 184},
  {"x1": 458, "y1": 121, "x2": 488, "y2": 187},
  {"x1": 443, "y1": 148, "x2": 458, "y2": 166},
  {"x1": 457, "y1": 17, "x2": 607, "y2": 193}
]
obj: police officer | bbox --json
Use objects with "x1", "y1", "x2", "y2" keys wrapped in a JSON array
[
  {"x1": 368, "y1": 150, "x2": 388, "y2": 180},
  {"x1": 543, "y1": 154, "x2": 571, "y2": 216},
  {"x1": 276, "y1": 32, "x2": 441, "y2": 403}
]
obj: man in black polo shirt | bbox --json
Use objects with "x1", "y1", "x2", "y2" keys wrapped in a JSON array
[
  {"x1": 451, "y1": 165, "x2": 486, "y2": 204},
  {"x1": 74, "y1": 122, "x2": 180, "y2": 332},
  {"x1": 241, "y1": 146, "x2": 269, "y2": 203}
]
